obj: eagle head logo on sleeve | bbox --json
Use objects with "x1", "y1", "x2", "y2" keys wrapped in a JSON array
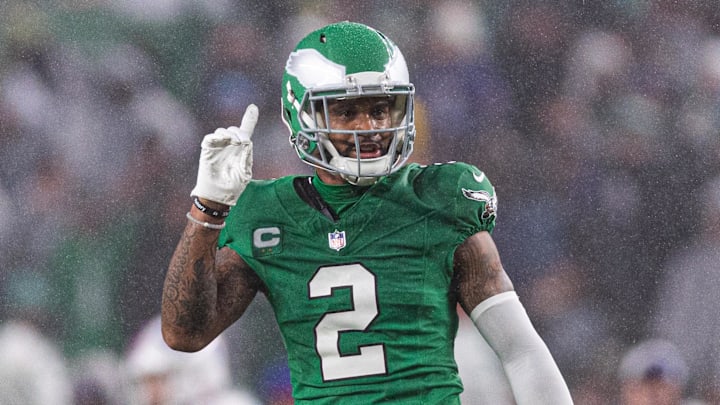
[{"x1": 462, "y1": 188, "x2": 497, "y2": 221}]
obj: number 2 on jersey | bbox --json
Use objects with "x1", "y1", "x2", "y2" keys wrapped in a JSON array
[{"x1": 308, "y1": 263, "x2": 387, "y2": 381}]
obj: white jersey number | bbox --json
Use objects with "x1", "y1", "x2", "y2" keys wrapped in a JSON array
[{"x1": 308, "y1": 263, "x2": 387, "y2": 381}]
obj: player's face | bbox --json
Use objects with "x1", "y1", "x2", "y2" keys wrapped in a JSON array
[{"x1": 324, "y1": 96, "x2": 394, "y2": 159}]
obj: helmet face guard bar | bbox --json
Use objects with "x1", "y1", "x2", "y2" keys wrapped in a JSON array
[{"x1": 292, "y1": 84, "x2": 415, "y2": 180}]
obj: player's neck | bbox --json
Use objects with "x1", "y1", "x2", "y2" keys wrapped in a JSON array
[
  {"x1": 312, "y1": 173, "x2": 369, "y2": 204},
  {"x1": 315, "y1": 168, "x2": 346, "y2": 185}
]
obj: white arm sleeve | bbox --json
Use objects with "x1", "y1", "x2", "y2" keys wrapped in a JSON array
[{"x1": 470, "y1": 291, "x2": 574, "y2": 405}]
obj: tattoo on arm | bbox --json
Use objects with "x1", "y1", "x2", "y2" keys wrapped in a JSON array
[
  {"x1": 163, "y1": 225, "x2": 218, "y2": 335},
  {"x1": 215, "y1": 247, "x2": 261, "y2": 324},
  {"x1": 453, "y1": 231, "x2": 514, "y2": 314},
  {"x1": 162, "y1": 222, "x2": 259, "y2": 346}
]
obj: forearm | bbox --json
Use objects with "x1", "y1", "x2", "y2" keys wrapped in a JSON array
[
  {"x1": 471, "y1": 292, "x2": 573, "y2": 405},
  {"x1": 161, "y1": 207, "x2": 225, "y2": 351},
  {"x1": 163, "y1": 105, "x2": 258, "y2": 351}
]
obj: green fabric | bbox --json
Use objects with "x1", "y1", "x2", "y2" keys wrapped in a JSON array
[
  {"x1": 219, "y1": 162, "x2": 496, "y2": 403},
  {"x1": 311, "y1": 173, "x2": 369, "y2": 216}
]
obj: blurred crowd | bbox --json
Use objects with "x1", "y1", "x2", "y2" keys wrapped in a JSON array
[{"x1": 1, "y1": 1, "x2": 720, "y2": 404}]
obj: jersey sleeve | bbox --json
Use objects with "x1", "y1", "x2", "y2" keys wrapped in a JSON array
[
  {"x1": 217, "y1": 180, "x2": 264, "y2": 256},
  {"x1": 452, "y1": 162, "x2": 498, "y2": 234},
  {"x1": 409, "y1": 161, "x2": 497, "y2": 237}
]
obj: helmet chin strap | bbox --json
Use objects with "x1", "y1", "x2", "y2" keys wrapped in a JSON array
[
  {"x1": 344, "y1": 175, "x2": 377, "y2": 186},
  {"x1": 330, "y1": 154, "x2": 393, "y2": 186},
  {"x1": 341, "y1": 173, "x2": 379, "y2": 186}
]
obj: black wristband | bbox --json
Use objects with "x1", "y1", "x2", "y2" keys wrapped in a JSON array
[{"x1": 193, "y1": 196, "x2": 230, "y2": 218}]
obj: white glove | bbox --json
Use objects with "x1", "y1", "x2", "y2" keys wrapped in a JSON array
[{"x1": 190, "y1": 104, "x2": 258, "y2": 206}]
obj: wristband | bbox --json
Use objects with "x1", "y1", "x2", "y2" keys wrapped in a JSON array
[
  {"x1": 186, "y1": 212, "x2": 226, "y2": 230},
  {"x1": 193, "y1": 196, "x2": 230, "y2": 218}
]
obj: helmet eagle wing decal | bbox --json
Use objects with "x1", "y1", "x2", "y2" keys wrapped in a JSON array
[{"x1": 285, "y1": 49, "x2": 346, "y2": 89}]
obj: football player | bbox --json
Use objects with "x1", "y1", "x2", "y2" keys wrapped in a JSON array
[{"x1": 161, "y1": 21, "x2": 573, "y2": 404}]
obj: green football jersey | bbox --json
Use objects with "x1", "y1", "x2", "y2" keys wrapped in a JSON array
[{"x1": 218, "y1": 162, "x2": 497, "y2": 404}]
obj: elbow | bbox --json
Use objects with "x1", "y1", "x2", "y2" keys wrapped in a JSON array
[
  {"x1": 160, "y1": 320, "x2": 208, "y2": 353},
  {"x1": 162, "y1": 334, "x2": 202, "y2": 353}
]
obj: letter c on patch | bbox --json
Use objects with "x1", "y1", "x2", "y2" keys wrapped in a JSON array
[{"x1": 253, "y1": 227, "x2": 281, "y2": 248}]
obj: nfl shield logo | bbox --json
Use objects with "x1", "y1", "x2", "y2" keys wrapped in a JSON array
[{"x1": 328, "y1": 229, "x2": 346, "y2": 251}]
